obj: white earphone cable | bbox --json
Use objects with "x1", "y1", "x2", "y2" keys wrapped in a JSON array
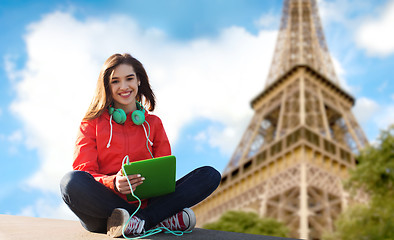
[{"x1": 121, "y1": 155, "x2": 191, "y2": 239}]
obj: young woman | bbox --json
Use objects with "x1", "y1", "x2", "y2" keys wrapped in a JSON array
[{"x1": 60, "y1": 53, "x2": 221, "y2": 238}]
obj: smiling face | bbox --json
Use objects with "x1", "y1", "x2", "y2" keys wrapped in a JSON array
[{"x1": 110, "y1": 64, "x2": 140, "y2": 114}]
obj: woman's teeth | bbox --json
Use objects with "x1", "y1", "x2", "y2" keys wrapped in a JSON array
[{"x1": 120, "y1": 92, "x2": 131, "y2": 96}]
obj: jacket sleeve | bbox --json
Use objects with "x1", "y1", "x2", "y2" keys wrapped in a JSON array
[
  {"x1": 72, "y1": 119, "x2": 117, "y2": 191},
  {"x1": 152, "y1": 117, "x2": 172, "y2": 158}
]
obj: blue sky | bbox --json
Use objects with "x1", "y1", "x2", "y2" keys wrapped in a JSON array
[{"x1": 0, "y1": 0, "x2": 393, "y2": 219}]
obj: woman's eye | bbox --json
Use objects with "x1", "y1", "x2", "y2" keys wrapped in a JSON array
[
  {"x1": 127, "y1": 77, "x2": 134, "y2": 81},
  {"x1": 111, "y1": 80, "x2": 119, "y2": 84}
]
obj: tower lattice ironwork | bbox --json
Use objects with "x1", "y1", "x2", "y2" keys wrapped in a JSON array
[{"x1": 192, "y1": 0, "x2": 368, "y2": 239}]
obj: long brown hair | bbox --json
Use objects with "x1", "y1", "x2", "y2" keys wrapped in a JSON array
[{"x1": 83, "y1": 53, "x2": 156, "y2": 120}]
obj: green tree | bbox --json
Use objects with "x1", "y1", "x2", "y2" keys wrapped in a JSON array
[
  {"x1": 323, "y1": 125, "x2": 394, "y2": 240},
  {"x1": 203, "y1": 210, "x2": 290, "y2": 237}
]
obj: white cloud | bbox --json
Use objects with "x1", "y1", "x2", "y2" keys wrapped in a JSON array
[
  {"x1": 354, "y1": 97, "x2": 394, "y2": 138},
  {"x1": 194, "y1": 120, "x2": 247, "y2": 156},
  {"x1": 8, "y1": 11, "x2": 277, "y2": 218},
  {"x1": 7, "y1": 130, "x2": 23, "y2": 143},
  {"x1": 18, "y1": 197, "x2": 77, "y2": 220},
  {"x1": 6, "y1": 130, "x2": 24, "y2": 155},
  {"x1": 206, "y1": 125, "x2": 240, "y2": 155},
  {"x1": 353, "y1": 97, "x2": 380, "y2": 124},
  {"x1": 254, "y1": 11, "x2": 279, "y2": 30},
  {"x1": 356, "y1": 0, "x2": 394, "y2": 57},
  {"x1": 377, "y1": 80, "x2": 388, "y2": 92},
  {"x1": 318, "y1": 0, "x2": 373, "y2": 28},
  {"x1": 375, "y1": 105, "x2": 394, "y2": 130},
  {"x1": 331, "y1": 56, "x2": 354, "y2": 93},
  {"x1": 318, "y1": 0, "x2": 351, "y2": 26},
  {"x1": 4, "y1": 54, "x2": 21, "y2": 82}
]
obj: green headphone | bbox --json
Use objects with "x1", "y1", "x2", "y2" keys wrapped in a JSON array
[{"x1": 108, "y1": 102, "x2": 145, "y2": 125}]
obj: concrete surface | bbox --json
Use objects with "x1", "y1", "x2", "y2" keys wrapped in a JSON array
[{"x1": 0, "y1": 214, "x2": 299, "y2": 240}]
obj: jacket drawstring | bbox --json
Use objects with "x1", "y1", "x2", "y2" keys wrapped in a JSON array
[
  {"x1": 142, "y1": 120, "x2": 154, "y2": 158},
  {"x1": 107, "y1": 115, "x2": 113, "y2": 148},
  {"x1": 142, "y1": 122, "x2": 153, "y2": 147}
]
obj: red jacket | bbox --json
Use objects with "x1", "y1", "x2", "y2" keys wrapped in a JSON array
[{"x1": 73, "y1": 110, "x2": 171, "y2": 205}]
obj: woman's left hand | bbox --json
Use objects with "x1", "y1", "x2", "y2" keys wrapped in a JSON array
[{"x1": 114, "y1": 170, "x2": 144, "y2": 194}]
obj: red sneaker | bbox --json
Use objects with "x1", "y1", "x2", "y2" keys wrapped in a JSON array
[{"x1": 155, "y1": 208, "x2": 196, "y2": 231}]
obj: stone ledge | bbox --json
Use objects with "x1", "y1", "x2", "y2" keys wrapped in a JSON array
[{"x1": 0, "y1": 214, "x2": 299, "y2": 240}]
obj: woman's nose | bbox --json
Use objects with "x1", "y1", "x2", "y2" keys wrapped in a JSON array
[{"x1": 120, "y1": 80, "x2": 128, "y2": 89}]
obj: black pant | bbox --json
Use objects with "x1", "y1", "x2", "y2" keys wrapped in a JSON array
[{"x1": 60, "y1": 166, "x2": 221, "y2": 233}]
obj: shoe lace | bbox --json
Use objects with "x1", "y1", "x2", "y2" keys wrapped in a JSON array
[
  {"x1": 125, "y1": 217, "x2": 145, "y2": 235},
  {"x1": 160, "y1": 213, "x2": 183, "y2": 230}
]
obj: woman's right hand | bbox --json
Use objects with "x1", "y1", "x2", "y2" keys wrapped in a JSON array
[{"x1": 114, "y1": 170, "x2": 144, "y2": 195}]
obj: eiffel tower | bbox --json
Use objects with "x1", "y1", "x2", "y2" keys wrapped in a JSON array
[{"x1": 192, "y1": 0, "x2": 368, "y2": 239}]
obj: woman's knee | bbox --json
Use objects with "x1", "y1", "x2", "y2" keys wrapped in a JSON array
[
  {"x1": 199, "y1": 166, "x2": 222, "y2": 187},
  {"x1": 60, "y1": 171, "x2": 92, "y2": 196}
]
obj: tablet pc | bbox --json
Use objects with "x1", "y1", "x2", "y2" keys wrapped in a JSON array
[{"x1": 122, "y1": 155, "x2": 176, "y2": 201}]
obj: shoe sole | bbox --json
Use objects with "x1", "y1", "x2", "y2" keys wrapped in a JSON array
[
  {"x1": 107, "y1": 208, "x2": 129, "y2": 238},
  {"x1": 183, "y1": 208, "x2": 196, "y2": 231}
]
